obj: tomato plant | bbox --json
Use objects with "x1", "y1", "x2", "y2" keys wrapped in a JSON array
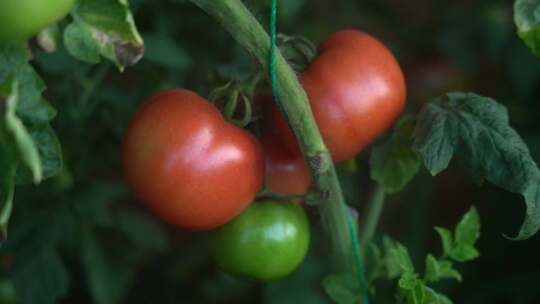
[
  {"x1": 122, "y1": 89, "x2": 264, "y2": 230},
  {"x1": 0, "y1": 0, "x2": 75, "y2": 41},
  {"x1": 273, "y1": 30, "x2": 406, "y2": 162},
  {"x1": 3, "y1": 1, "x2": 540, "y2": 304},
  {"x1": 209, "y1": 200, "x2": 310, "y2": 281}
]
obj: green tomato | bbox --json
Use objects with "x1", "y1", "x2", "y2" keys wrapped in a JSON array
[
  {"x1": 209, "y1": 200, "x2": 310, "y2": 281},
  {"x1": 0, "y1": 0, "x2": 75, "y2": 42}
]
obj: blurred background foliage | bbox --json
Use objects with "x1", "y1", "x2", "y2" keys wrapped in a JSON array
[{"x1": 2, "y1": 0, "x2": 540, "y2": 303}]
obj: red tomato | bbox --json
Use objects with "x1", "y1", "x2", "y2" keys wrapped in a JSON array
[
  {"x1": 122, "y1": 89, "x2": 264, "y2": 230},
  {"x1": 262, "y1": 134, "x2": 311, "y2": 195},
  {"x1": 274, "y1": 30, "x2": 407, "y2": 162},
  {"x1": 257, "y1": 94, "x2": 311, "y2": 195}
]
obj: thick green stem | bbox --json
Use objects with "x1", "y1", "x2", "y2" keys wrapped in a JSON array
[
  {"x1": 189, "y1": 0, "x2": 355, "y2": 270},
  {"x1": 360, "y1": 185, "x2": 386, "y2": 247}
]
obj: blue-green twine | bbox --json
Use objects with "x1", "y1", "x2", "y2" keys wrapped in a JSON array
[
  {"x1": 268, "y1": 1, "x2": 369, "y2": 302},
  {"x1": 268, "y1": 0, "x2": 280, "y2": 104},
  {"x1": 346, "y1": 207, "x2": 370, "y2": 304}
]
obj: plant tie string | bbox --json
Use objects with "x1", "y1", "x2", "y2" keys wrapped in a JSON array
[
  {"x1": 268, "y1": 0, "x2": 280, "y2": 104},
  {"x1": 268, "y1": 1, "x2": 368, "y2": 303},
  {"x1": 346, "y1": 207, "x2": 370, "y2": 304}
]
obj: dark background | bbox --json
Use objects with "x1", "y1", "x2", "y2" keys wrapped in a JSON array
[{"x1": 3, "y1": 0, "x2": 540, "y2": 303}]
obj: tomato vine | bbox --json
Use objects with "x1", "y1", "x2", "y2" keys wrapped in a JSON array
[{"x1": 189, "y1": 0, "x2": 364, "y2": 283}]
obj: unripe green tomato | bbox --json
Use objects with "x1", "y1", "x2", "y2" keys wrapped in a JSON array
[
  {"x1": 0, "y1": 0, "x2": 75, "y2": 42},
  {"x1": 209, "y1": 200, "x2": 310, "y2": 281}
]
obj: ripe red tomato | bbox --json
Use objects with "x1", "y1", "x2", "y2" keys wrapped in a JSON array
[
  {"x1": 209, "y1": 200, "x2": 310, "y2": 281},
  {"x1": 274, "y1": 30, "x2": 406, "y2": 162},
  {"x1": 262, "y1": 133, "x2": 311, "y2": 195},
  {"x1": 257, "y1": 94, "x2": 311, "y2": 195},
  {"x1": 122, "y1": 89, "x2": 264, "y2": 230}
]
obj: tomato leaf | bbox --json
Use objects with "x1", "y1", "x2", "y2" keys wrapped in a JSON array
[
  {"x1": 396, "y1": 272, "x2": 424, "y2": 303},
  {"x1": 0, "y1": 44, "x2": 62, "y2": 195},
  {"x1": 142, "y1": 33, "x2": 192, "y2": 70},
  {"x1": 395, "y1": 244, "x2": 415, "y2": 274},
  {"x1": 1, "y1": 76, "x2": 42, "y2": 183},
  {"x1": 0, "y1": 134, "x2": 16, "y2": 236},
  {"x1": 369, "y1": 209, "x2": 480, "y2": 303},
  {"x1": 114, "y1": 209, "x2": 168, "y2": 252},
  {"x1": 0, "y1": 44, "x2": 56, "y2": 125},
  {"x1": 72, "y1": 182, "x2": 128, "y2": 228},
  {"x1": 424, "y1": 254, "x2": 462, "y2": 283},
  {"x1": 449, "y1": 207, "x2": 481, "y2": 262},
  {"x1": 71, "y1": 182, "x2": 167, "y2": 251},
  {"x1": 264, "y1": 254, "x2": 328, "y2": 304},
  {"x1": 454, "y1": 207, "x2": 480, "y2": 245},
  {"x1": 413, "y1": 92, "x2": 540, "y2": 240},
  {"x1": 322, "y1": 272, "x2": 363, "y2": 304},
  {"x1": 205, "y1": 273, "x2": 256, "y2": 304},
  {"x1": 434, "y1": 228, "x2": 453, "y2": 258},
  {"x1": 370, "y1": 116, "x2": 421, "y2": 194},
  {"x1": 12, "y1": 249, "x2": 70, "y2": 304},
  {"x1": 514, "y1": 0, "x2": 540, "y2": 58},
  {"x1": 36, "y1": 24, "x2": 62, "y2": 53},
  {"x1": 0, "y1": 279, "x2": 16, "y2": 304},
  {"x1": 81, "y1": 228, "x2": 135, "y2": 304},
  {"x1": 81, "y1": 222, "x2": 167, "y2": 304},
  {"x1": 395, "y1": 264, "x2": 454, "y2": 304},
  {"x1": 420, "y1": 286, "x2": 453, "y2": 304},
  {"x1": 15, "y1": 125, "x2": 63, "y2": 185},
  {"x1": 69, "y1": 183, "x2": 167, "y2": 304},
  {"x1": 64, "y1": 0, "x2": 144, "y2": 70},
  {"x1": 63, "y1": 23, "x2": 102, "y2": 64},
  {"x1": 382, "y1": 237, "x2": 407, "y2": 279},
  {"x1": 434, "y1": 207, "x2": 480, "y2": 262},
  {"x1": 0, "y1": 74, "x2": 63, "y2": 186}
]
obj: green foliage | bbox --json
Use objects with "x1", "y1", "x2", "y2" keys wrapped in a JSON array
[
  {"x1": 0, "y1": 44, "x2": 62, "y2": 184},
  {"x1": 0, "y1": 49, "x2": 63, "y2": 233},
  {"x1": 15, "y1": 125, "x2": 62, "y2": 184},
  {"x1": 0, "y1": 44, "x2": 55, "y2": 124},
  {"x1": 413, "y1": 92, "x2": 540, "y2": 240},
  {"x1": 0, "y1": 132, "x2": 16, "y2": 236},
  {"x1": 143, "y1": 32, "x2": 192, "y2": 70},
  {"x1": 370, "y1": 115, "x2": 421, "y2": 194},
  {"x1": 1, "y1": 4, "x2": 161, "y2": 301},
  {"x1": 323, "y1": 272, "x2": 364, "y2": 304},
  {"x1": 1, "y1": 77, "x2": 41, "y2": 183},
  {"x1": 6, "y1": 207, "x2": 74, "y2": 304},
  {"x1": 435, "y1": 207, "x2": 480, "y2": 262},
  {"x1": 3, "y1": 182, "x2": 168, "y2": 304},
  {"x1": 64, "y1": 0, "x2": 144, "y2": 70},
  {"x1": 514, "y1": 0, "x2": 540, "y2": 58},
  {"x1": 365, "y1": 208, "x2": 480, "y2": 304},
  {"x1": 323, "y1": 207, "x2": 480, "y2": 304},
  {"x1": 0, "y1": 1, "x2": 539, "y2": 303},
  {"x1": 424, "y1": 255, "x2": 461, "y2": 283},
  {"x1": 12, "y1": 249, "x2": 70, "y2": 304}
]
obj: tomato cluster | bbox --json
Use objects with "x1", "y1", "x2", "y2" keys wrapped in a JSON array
[
  {"x1": 264, "y1": 30, "x2": 406, "y2": 194},
  {"x1": 122, "y1": 30, "x2": 405, "y2": 280}
]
